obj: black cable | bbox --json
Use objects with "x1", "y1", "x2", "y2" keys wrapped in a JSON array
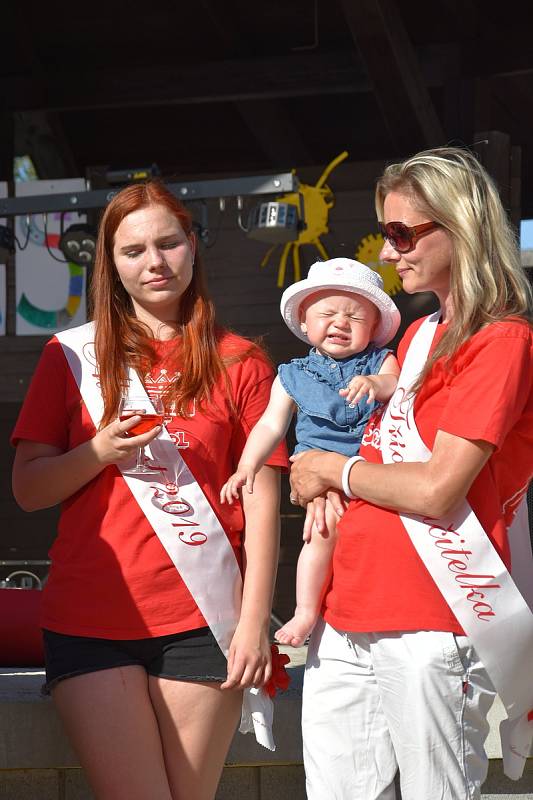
[
  {"x1": 204, "y1": 208, "x2": 223, "y2": 249},
  {"x1": 14, "y1": 216, "x2": 31, "y2": 251},
  {"x1": 43, "y1": 213, "x2": 68, "y2": 263}
]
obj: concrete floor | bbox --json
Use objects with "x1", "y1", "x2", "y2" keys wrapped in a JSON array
[{"x1": 1, "y1": 645, "x2": 532, "y2": 799}]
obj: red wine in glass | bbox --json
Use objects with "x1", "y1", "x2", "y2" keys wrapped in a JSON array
[
  {"x1": 119, "y1": 393, "x2": 164, "y2": 475},
  {"x1": 119, "y1": 413, "x2": 164, "y2": 436}
]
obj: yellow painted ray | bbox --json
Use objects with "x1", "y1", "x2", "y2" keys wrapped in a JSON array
[
  {"x1": 260, "y1": 151, "x2": 348, "y2": 287},
  {"x1": 355, "y1": 233, "x2": 403, "y2": 297}
]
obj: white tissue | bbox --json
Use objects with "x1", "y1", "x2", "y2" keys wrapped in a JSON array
[{"x1": 239, "y1": 686, "x2": 275, "y2": 751}]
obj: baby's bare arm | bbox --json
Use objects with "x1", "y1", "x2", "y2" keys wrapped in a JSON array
[{"x1": 220, "y1": 377, "x2": 295, "y2": 503}]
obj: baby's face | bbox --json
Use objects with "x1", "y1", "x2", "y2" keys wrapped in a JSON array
[{"x1": 299, "y1": 290, "x2": 379, "y2": 359}]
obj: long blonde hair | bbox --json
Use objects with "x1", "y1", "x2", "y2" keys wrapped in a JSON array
[{"x1": 375, "y1": 147, "x2": 533, "y2": 385}]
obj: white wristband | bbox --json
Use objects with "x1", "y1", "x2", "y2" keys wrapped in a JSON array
[{"x1": 341, "y1": 456, "x2": 366, "y2": 500}]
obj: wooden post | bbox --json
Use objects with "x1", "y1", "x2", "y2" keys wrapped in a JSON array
[
  {"x1": 473, "y1": 130, "x2": 521, "y2": 233},
  {"x1": 0, "y1": 111, "x2": 15, "y2": 335},
  {"x1": 510, "y1": 145, "x2": 522, "y2": 234}
]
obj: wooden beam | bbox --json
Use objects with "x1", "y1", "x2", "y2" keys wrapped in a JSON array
[
  {"x1": 461, "y1": 25, "x2": 533, "y2": 79},
  {"x1": 473, "y1": 131, "x2": 520, "y2": 227},
  {"x1": 6, "y1": 51, "x2": 368, "y2": 113},
  {"x1": 339, "y1": 0, "x2": 445, "y2": 152},
  {"x1": 492, "y1": 74, "x2": 533, "y2": 137},
  {"x1": 15, "y1": 111, "x2": 79, "y2": 179},
  {"x1": 197, "y1": 0, "x2": 315, "y2": 167},
  {"x1": 4, "y1": 41, "x2": 461, "y2": 115},
  {"x1": 510, "y1": 144, "x2": 522, "y2": 233},
  {"x1": 235, "y1": 100, "x2": 314, "y2": 168},
  {"x1": 0, "y1": 111, "x2": 13, "y2": 183},
  {"x1": 6, "y1": 38, "x2": 530, "y2": 116},
  {"x1": 10, "y1": 7, "x2": 79, "y2": 180}
]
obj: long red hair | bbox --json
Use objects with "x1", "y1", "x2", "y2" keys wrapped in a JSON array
[{"x1": 90, "y1": 181, "x2": 233, "y2": 425}]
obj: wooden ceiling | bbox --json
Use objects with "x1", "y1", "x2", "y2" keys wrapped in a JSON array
[{"x1": 4, "y1": 0, "x2": 533, "y2": 215}]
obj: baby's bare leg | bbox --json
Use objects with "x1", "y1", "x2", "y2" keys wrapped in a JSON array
[{"x1": 275, "y1": 503, "x2": 339, "y2": 647}]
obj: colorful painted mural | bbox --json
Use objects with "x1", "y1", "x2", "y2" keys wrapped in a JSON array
[{"x1": 15, "y1": 179, "x2": 88, "y2": 335}]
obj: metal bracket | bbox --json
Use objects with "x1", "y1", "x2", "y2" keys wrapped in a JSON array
[{"x1": 0, "y1": 173, "x2": 298, "y2": 217}]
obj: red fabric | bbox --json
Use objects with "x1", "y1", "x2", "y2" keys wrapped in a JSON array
[
  {"x1": 325, "y1": 317, "x2": 533, "y2": 634},
  {"x1": 264, "y1": 644, "x2": 291, "y2": 698},
  {"x1": 0, "y1": 589, "x2": 44, "y2": 666},
  {"x1": 12, "y1": 332, "x2": 288, "y2": 639}
]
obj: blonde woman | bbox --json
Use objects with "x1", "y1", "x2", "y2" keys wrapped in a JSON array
[{"x1": 289, "y1": 147, "x2": 533, "y2": 800}]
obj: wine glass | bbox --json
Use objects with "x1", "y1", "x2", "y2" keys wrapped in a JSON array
[{"x1": 119, "y1": 393, "x2": 164, "y2": 475}]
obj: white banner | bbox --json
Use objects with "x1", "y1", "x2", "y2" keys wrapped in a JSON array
[
  {"x1": 380, "y1": 313, "x2": 533, "y2": 779},
  {"x1": 0, "y1": 182, "x2": 7, "y2": 335},
  {"x1": 56, "y1": 322, "x2": 276, "y2": 750},
  {"x1": 0, "y1": 264, "x2": 5, "y2": 337}
]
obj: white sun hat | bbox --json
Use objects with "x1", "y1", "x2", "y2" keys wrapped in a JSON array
[{"x1": 280, "y1": 258, "x2": 401, "y2": 347}]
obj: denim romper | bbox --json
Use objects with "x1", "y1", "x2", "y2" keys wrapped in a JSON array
[{"x1": 278, "y1": 345, "x2": 390, "y2": 457}]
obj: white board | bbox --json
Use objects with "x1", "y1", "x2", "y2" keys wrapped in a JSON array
[
  {"x1": 15, "y1": 179, "x2": 88, "y2": 335},
  {"x1": 0, "y1": 182, "x2": 7, "y2": 335}
]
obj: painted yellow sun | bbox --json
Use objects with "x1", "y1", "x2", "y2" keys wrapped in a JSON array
[
  {"x1": 261, "y1": 151, "x2": 349, "y2": 287},
  {"x1": 355, "y1": 234, "x2": 403, "y2": 297}
]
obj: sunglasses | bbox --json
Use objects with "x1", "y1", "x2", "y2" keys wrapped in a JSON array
[{"x1": 378, "y1": 221, "x2": 439, "y2": 253}]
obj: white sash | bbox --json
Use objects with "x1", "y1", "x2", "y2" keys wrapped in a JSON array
[
  {"x1": 380, "y1": 313, "x2": 533, "y2": 779},
  {"x1": 55, "y1": 322, "x2": 276, "y2": 750}
]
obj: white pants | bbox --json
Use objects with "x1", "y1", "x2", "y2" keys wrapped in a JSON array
[{"x1": 302, "y1": 618, "x2": 497, "y2": 800}]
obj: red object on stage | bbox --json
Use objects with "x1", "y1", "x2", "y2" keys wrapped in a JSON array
[
  {"x1": 264, "y1": 644, "x2": 291, "y2": 698},
  {"x1": 0, "y1": 589, "x2": 44, "y2": 666}
]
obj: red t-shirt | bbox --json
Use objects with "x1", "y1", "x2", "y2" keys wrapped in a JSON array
[
  {"x1": 326, "y1": 317, "x2": 533, "y2": 634},
  {"x1": 12, "y1": 332, "x2": 288, "y2": 638}
]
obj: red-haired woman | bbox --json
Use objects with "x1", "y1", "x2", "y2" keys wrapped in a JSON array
[{"x1": 12, "y1": 181, "x2": 287, "y2": 800}]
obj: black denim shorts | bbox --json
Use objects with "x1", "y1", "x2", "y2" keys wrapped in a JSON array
[{"x1": 42, "y1": 626, "x2": 228, "y2": 694}]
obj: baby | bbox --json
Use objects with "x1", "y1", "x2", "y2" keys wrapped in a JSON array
[{"x1": 221, "y1": 258, "x2": 401, "y2": 646}]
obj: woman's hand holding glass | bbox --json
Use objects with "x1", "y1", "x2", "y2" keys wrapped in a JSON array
[
  {"x1": 110, "y1": 394, "x2": 164, "y2": 474},
  {"x1": 90, "y1": 403, "x2": 163, "y2": 471}
]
